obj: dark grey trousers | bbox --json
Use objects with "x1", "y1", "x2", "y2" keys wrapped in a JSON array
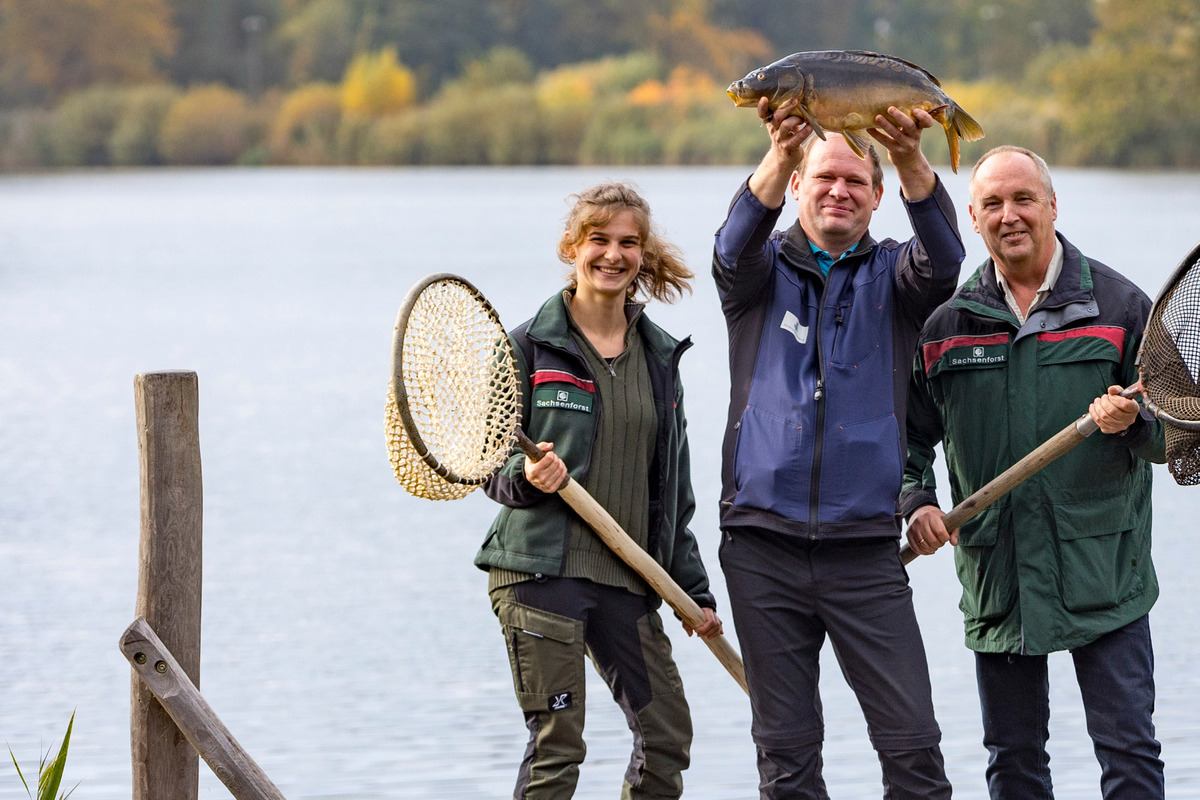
[
  {"x1": 491, "y1": 577, "x2": 693, "y2": 800},
  {"x1": 720, "y1": 527, "x2": 951, "y2": 800}
]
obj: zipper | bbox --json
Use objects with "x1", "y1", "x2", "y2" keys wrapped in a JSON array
[
  {"x1": 510, "y1": 631, "x2": 525, "y2": 691},
  {"x1": 828, "y1": 307, "x2": 845, "y2": 356},
  {"x1": 807, "y1": 291, "x2": 836, "y2": 540}
]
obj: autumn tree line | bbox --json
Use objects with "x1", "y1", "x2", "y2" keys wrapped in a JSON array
[{"x1": 0, "y1": 0, "x2": 1197, "y2": 171}]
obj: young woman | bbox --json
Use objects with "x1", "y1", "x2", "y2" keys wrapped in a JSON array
[{"x1": 477, "y1": 182, "x2": 721, "y2": 799}]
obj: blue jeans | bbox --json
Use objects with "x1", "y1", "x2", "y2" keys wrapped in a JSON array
[{"x1": 975, "y1": 615, "x2": 1164, "y2": 799}]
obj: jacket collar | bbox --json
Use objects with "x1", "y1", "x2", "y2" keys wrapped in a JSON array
[
  {"x1": 779, "y1": 219, "x2": 877, "y2": 280},
  {"x1": 952, "y1": 233, "x2": 1098, "y2": 334},
  {"x1": 525, "y1": 290, "x2": 689, "y2": 364}
]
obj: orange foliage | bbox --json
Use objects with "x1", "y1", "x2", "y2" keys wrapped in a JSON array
[{"x1": 628, "y1": 66, "x2": 720, "y2": 112}]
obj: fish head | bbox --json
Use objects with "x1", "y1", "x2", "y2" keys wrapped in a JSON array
[{"x1": 727, "y1": 58, "x2": 806, "y2": 110}]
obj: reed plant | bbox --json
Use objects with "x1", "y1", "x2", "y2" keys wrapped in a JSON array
[{"x1": 8, "y1": 711, "x2": 77, "y2": 800}]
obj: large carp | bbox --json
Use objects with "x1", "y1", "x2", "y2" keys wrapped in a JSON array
[{"x1": 727, "y1": 50, "x2": 984, "y2": 172}]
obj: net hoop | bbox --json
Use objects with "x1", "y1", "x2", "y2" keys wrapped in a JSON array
[
  {"x1": 1139, "y1": 241, "x2": 1200, "y2": 484},
  {"x1": 386, "y1": 273, "x2": 522, "y2": 499}
]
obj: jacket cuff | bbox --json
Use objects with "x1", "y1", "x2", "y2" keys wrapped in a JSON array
[
  {"x1": 902, "y1": 176, "x2": 965, "y2": 266},
  {"x1": 1115, "y1": 408, "x2": 1153, "y2": 449},
  {"x1": 898, "y1": 488, "x2": 940, "y2": 520}
]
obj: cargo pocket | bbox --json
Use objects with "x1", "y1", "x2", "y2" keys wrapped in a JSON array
[
  {"x1": 1052, "y1": 498, "x2": 1144, "y2": 612},
  {"x1": 494, "y1": 599, "x2": 585, "y2": 713},
  {"x1": 955, "y1": 504, "x2": 1017, "y2": 623}
]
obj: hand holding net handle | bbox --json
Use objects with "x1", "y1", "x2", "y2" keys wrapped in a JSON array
[
  {"x1": 515, "y1": 430, "x2": 749, "y2": 695},
  {"x1": 900, "y1": 385, "x2": 1140, "y2": 566}
]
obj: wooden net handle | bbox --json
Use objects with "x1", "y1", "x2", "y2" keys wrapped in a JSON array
[
  {"x1": 517, "y1": 431, "x2": 749, "y2": 695},
  {"x1": 900, "y1": 385, "x2": 1138, "y2": 566}
]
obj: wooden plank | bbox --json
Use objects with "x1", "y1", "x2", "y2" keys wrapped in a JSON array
[
  {"x1": 132, "y1": 370, "x2": 203, "y2": 800},
  {"x1": 121, "y1": 618, "x2": 288, "y2": 800}
]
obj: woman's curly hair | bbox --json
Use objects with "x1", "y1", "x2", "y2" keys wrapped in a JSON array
[{"x1": 557, "y1": 182, "x2": 692, "y2": 304}]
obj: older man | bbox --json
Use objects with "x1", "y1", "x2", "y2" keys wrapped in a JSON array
[
  {"x1": 712, "y1": 96, "x2": 965, "y2": 799},
  {"x1": 902, "y1": 145, "x2": 1166, "y2": 799}
]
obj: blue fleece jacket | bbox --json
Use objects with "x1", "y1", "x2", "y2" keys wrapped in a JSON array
[{"x1": 712, "y1": 177, "x2": 964, "y2": 539}]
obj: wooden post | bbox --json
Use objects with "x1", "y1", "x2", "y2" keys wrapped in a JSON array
[
  {"x1": 121, "y1": 618, "x2": 287, "y2": 800},
  {"x1": 132, "y1": 370, "x2": 203, "y2": 800}
]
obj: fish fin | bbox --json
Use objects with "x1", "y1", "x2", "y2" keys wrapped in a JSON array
[
  {"x1": 797, "y1": 105, "x2": 827, "y2": 140},
  {"x1": 795, "y1": 73, "x2": 826, "y2": 140},
  {"x1": 842, "y1": 129, "x2": 872, "y2": 160},
  {"x1": 842, "y1": 50, "x2": 946, "y2": 87}
]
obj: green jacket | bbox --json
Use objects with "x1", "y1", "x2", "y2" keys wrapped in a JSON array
[
  {"x1": 900, "y1": 235, "x2": 1165, "y2": 655},
  {"x1": 476, "y1": 293, "x2": 716, "y2": 610}
]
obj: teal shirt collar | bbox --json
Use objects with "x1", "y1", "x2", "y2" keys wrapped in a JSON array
[{"x1": 810, "y1": 241, "x2": 858, "y2": 276}]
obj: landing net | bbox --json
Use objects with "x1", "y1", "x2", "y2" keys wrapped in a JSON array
[
  {"x1": 1141, "y1": 254, "x2": 1200, "y2": 485},
  {"x1": 386, "y1": 277, "x2": 522, "y2": 499}
]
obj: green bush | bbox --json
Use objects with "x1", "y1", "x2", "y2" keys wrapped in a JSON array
[
  {"x1": 539, "y1": 104, "x2": 590, "y2": 164},
  {"x1": 332, "y1": 115, "x2": 374, "y2": 164},
  {"x1": 936, "y1": 79, "x2": 1061, "y2": 169},
  {"x1": 663, "y1": 113, "x2": 761, "y2": 165},
  {"x1": 49, "y1": 86, "x2": 125, "y2": 166},
  {"x1": 416, "y1": 86, "x2": 490, "y2": 165},
  {"x1": 481, "y1": 84, "x2": 542, "y2": 165},
  {"x1": 109, "y1": 84, "x2": 179, "y2": 166},
  {"x1": 269, "y1": 83, "x2": 342, "y2": 164},
  {"x1": 357, "y1": 112, "x2": 424, "y2": 165},
  {"x1": 158, "y1": 85, "x2": 252, "y2": 166},
  {"x1": 457, "y1": 47, "x2": 536, "y2": 89},
  {"x1": 578, "y1": 102, "x2": 663, "y2": 165},
  {"x1": 593, "y1": 52, "x2": 666, "y2": 94},
  {"x1": 0, "y1": 108, "x2": 56, "y2": 170}
]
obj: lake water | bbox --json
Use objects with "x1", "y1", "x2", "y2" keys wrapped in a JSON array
[{"x1": 1, "y1": 165, "x2": 1199, "y2": 800}]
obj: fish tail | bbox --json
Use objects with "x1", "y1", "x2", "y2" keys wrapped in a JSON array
[
  {"x1": 941, "y1": 103, "x2": 986, "y2": 174},
  {"x1": 951, "y1": 103, "x2": 986, "y2": 143},
  {"x1": 945, "y1": 125, "x2": 961, "y2": 174},
  {"x1": 926, "y1": 105, "x2": 960, "y2": 174}
]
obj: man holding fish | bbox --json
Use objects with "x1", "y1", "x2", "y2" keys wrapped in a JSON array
[{"x1": 712, "y1": 52, "x2": 968, "y2": 799}]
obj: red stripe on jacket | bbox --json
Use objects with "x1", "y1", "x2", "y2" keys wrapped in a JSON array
[
  {"x1": 1036, "y1": 325, "x2": 1126, "y2": 359},
  {"x1": 531, "y1": 370, "x2": 595, "y2": 392},
  {"x1": 922, "y1": 334, "x2": 1010, "y2": 374}
]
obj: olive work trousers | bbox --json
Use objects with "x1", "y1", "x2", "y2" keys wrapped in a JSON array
[{"x1": 490, "y1": 577, "x2": 694, "y2": 800}]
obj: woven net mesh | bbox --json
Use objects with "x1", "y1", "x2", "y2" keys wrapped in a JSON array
[
  {"x1": 385, "y1": 279, "x2": 522, "y2": 499},
  {"x1": 1141, "y1": 256, "x2": 1200, "y2": 485}
]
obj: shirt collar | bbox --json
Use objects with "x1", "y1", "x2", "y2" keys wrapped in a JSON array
[
  {"x1": 809, "y1": 241, "x2": 858, "y2": 276},
  {"x1": 994, "y1": 238, "x2": 1064, "y2": 324}
]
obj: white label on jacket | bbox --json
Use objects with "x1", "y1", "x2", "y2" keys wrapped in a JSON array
[
  {"x1": 533, "y1": 386, "x2": 594, "y2": 412},
  {"x1": 781, "y1": 310, "x2": 808, "y2": 344}
]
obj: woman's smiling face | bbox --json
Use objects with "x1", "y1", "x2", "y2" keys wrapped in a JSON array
[{"x1": 569, "y1": 209, "x2": 643, "y2": 301}]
